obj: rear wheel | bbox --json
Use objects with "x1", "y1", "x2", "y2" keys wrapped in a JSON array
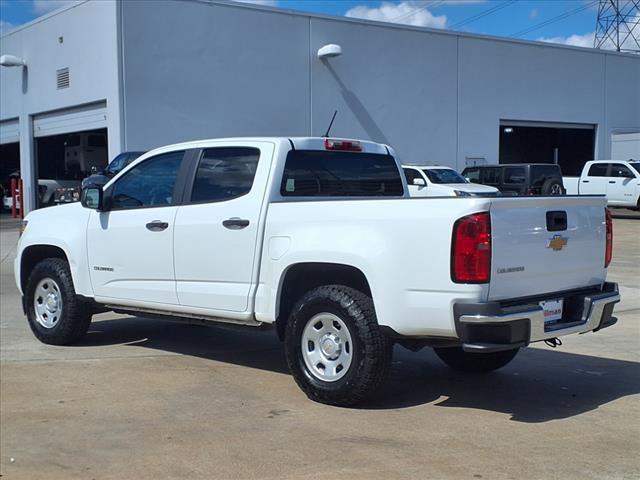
[
  {"x1": 434, "y1": 346, "x2": 519, "y2": 373},
  {"x1": 284, "y1": 285, "x2": 392, "y2": 406},
  {"x1": 25, "y1": 258, "x2": 92, "y2": 345}
]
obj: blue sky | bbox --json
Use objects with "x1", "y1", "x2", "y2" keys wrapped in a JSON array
[{"x1": 0, "y1": 0, "x2": 626, "y2": 49}]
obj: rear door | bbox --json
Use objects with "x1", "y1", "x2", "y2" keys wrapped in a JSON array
[
  {"x1": 488, "y1": 196, "x2": 606, "y2": 301},
  {"x1": 173, "y1": 142, "x2": 274, "y2": 312},
  {"x1": 607, "y1": 163, "x2": 638, "y2": 206},
  {"x1": 580, "y1": 163, "x2": 610, "y2": 195}
]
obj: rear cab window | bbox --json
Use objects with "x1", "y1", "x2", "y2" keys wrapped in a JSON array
[{"x1": 281, "y1": 150, "x2": 404, "y2": 197}]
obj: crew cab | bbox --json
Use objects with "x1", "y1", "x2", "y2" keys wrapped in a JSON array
[
  {"x1": 15, "y1": 137, "x2": 620, "y2": 406},
  {"x1": 563, "y1": 160, "x2": 640, "y2": 210},
  {"x1": 402, "y1": 165, "x2": 499, "y2": 197}
]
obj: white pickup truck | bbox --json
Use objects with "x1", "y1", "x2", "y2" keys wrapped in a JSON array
[
  {"x1": 15, "y1": 137, "x2": 620, "y2": 406},
  {"x1": 564, "y1": 160, "x2": 640, "y2": 210}
]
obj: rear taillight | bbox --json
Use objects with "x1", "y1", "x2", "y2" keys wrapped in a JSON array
[
  {"x1": 605, "y1": 208, "x2": 613, "y2": 268},
  {"x1": 451, "y1": 212, "x2": 491, "y2": 283}
]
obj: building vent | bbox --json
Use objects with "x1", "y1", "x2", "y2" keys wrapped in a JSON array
[{"x1": 56, "y1": 68, "x2": 70, "y2": 89}]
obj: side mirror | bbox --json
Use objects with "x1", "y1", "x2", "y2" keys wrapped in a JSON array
[
  {"x1": 90, "y1": 165, "x2": 98, "y2": 174},
  {"x1": 412, "y1": 178, "x2": 426, "y2": 187},
  {"x1": 81, "y1": 186, "x2": 104, "y2": 210}
]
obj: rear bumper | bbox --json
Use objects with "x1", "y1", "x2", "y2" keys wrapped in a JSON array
[{"x1": 453, "y1": 282, "x2": 620, "y2": 353}]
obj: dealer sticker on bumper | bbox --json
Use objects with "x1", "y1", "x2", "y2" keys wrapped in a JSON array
[{"x1": 539, "y1": 299, "x2": 564, "y2": 324}]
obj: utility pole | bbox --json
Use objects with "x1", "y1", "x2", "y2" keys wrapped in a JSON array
[{"x1": 594, "y1": 0, "x2": 640, "y2": 52}]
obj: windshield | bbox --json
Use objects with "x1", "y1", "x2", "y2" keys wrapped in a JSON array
[
  {"x1": 629, "y1": 162, "x2": 640, "y2": 175},
  {"x1": 423, "y1": 168, "x2": 468, "y2": 184},
  {"x1": 106, "y1": 152, "x2": 142, "y2": 175},
  {"x1": 105, "y1": 154, "x2": 129, "y2": 175}
]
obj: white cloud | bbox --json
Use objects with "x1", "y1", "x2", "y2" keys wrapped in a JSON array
[
  {"x1": 538, "y1": 32, "x2": 595, "y2": 48},
  {"x1": 0, "y1": 19, "x2": 16, "y2": 35},
  {"x1": 346, "y1": 1, "x2": 447, "y2": 28},
  {"x1": 32, "y1": 0, "x2": 82, "y2": 15}
]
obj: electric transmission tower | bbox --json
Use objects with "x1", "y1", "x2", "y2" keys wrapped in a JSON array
[{"x1": 594, "y1": 0, "x2": 640, "y2": 52}]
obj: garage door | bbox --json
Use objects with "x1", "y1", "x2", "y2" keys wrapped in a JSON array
[
  {"x1": 499, "y1": 120, "x2": 595, "y2": 176},
  {"x1": 33, "y1": 101, "x2": 107, "y2": 138},
  {"x1": 0, "y1": 118, "x2": 19, "y2": 144}
]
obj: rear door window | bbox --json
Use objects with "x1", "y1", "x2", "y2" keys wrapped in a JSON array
[
  {"x1": 587, "y1": 163, "x2": 609, "y2": 177},
  {"x1": 504, "y1": 167, "x2": 527, "y2": 184},
  {"x1": 281, "y1": 151, "x2": 404, "y2": 197},
  {"x1": 190, "y1": 147, "x2": 260, "y2": 203},
  {"x1": 609, "y1": 164, "x2": 634, "y2": 178}
]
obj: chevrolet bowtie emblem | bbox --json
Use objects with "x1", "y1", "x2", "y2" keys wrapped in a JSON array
[{"x1": 546, "y1": 234, "x2": 568, "y2": 251}]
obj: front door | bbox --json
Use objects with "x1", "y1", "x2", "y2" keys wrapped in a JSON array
[
  {"x1": 173, "y1": 143, "x2": 274, "y2": 312},
  {"x1": 580, "y1": 162, "x2": 610, "y2": 196},
  {"x1": 87, "y1": 150, "x2": 187, "y2": 304}
]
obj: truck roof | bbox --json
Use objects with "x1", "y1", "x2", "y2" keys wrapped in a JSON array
[{"x1": 141, "y1": 137, "x2": 391, "y2": 158}]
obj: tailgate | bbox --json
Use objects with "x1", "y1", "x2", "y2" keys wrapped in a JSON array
[{"x1": 488, "y1": 196, "x2": 607, "y2": 301}]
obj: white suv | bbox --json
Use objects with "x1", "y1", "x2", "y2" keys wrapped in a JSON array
[{"x1": 403, "y1": 165, "x2": 500, "y2": 197}]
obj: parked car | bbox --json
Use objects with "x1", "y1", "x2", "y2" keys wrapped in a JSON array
[
  {"x1": 16, "y1": 137, "x2": 619, "y2": 406},
  {"x1": 462, "y1": 164, "x2": 565, "y2": 196},
  {"x1": 402, "y1": 165, "x2": 500, "y2": 197},
  {"x1": 55, "y1": 151, "x2": 146, "y2": 204},
  {"x1": 81, "y1": 151, "x2": 145, "y2": 189},
  {"x1": 563, "y1": 160, "x2": 640, "y2": 210}
]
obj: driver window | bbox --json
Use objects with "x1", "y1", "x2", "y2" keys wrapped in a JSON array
[{"x1": 110, "y1": 151, "x2": 185, "y2": 210}]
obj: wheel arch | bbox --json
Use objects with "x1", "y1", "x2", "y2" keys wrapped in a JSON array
[
  {"x1": 274, "y1": 262, "x2": 373, "y2": 341},
  {"x1": 20, "y1": 244, "x2": 70, "y2": 293}
]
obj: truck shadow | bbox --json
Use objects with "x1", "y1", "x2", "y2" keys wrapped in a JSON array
[{"x1": 80, "y1": 316, "x2": 640, "y2": 423}]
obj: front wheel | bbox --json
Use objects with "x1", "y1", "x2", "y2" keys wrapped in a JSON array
[
  {"x1": 284, "y1": 285, "x2": 392, "y2": 406},
  {"x1": 25, "y1": 258, "x2": 92, "y2": 345},
  {"x1": 434, "y1": 346, "x2": 519, "y2": 373}
]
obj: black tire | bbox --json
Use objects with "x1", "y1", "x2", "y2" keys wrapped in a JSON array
[
  {"x1": 284, "y1": 285, "x2": 392, "y2": 406},
  {"x1": 25, "y1": 258, "x2": 92, "y2": 345},
  {"x1": 541, "y1": 179, "x2": 565, "y2": 195},
  {"x1": 434, "y1": 346, "x2": 519, "y2": 373}
]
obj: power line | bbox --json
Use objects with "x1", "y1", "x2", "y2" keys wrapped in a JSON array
[
  {"x1": 449, "y1": 0, "x2": 517, "y2": 30},
  {"x1": 511, "y1": 0, "x2": 599, "y2": 38},
  {"x1": 391, "y1": 1, "x2": 445, "y2": 24}
]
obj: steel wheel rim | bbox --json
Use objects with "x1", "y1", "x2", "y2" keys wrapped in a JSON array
[
  {"x1": 301, "y1": 313, "x2": 353, "y2": 383},
  {"x1": 33, "y1": 277, "x2": 63, "y2": 329},
  {"x1": 550, "y1": 184, "x2": 563, "y2": 195}
]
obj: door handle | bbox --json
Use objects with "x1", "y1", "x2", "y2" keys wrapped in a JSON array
[
  {"x1": 608, "y1": 181, "x2": 616, "y2": 184},
  {"x1": 223, "y1": 218, "x2": 250, "y2": 230},
  {"x1": 146, "y1": 220, "x2": 169, "y2": 232},
  {"x1": 582, "y1": 180, "x2": 590, "y2": 183}
]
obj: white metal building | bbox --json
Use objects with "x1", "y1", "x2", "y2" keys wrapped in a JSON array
[{"x1": 1, "y1": 0, "x2": 639, "y2": 212}]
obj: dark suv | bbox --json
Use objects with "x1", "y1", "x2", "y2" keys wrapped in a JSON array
[{"x1": 461, "y1": 164, "x2": 565, "y2": 196}]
